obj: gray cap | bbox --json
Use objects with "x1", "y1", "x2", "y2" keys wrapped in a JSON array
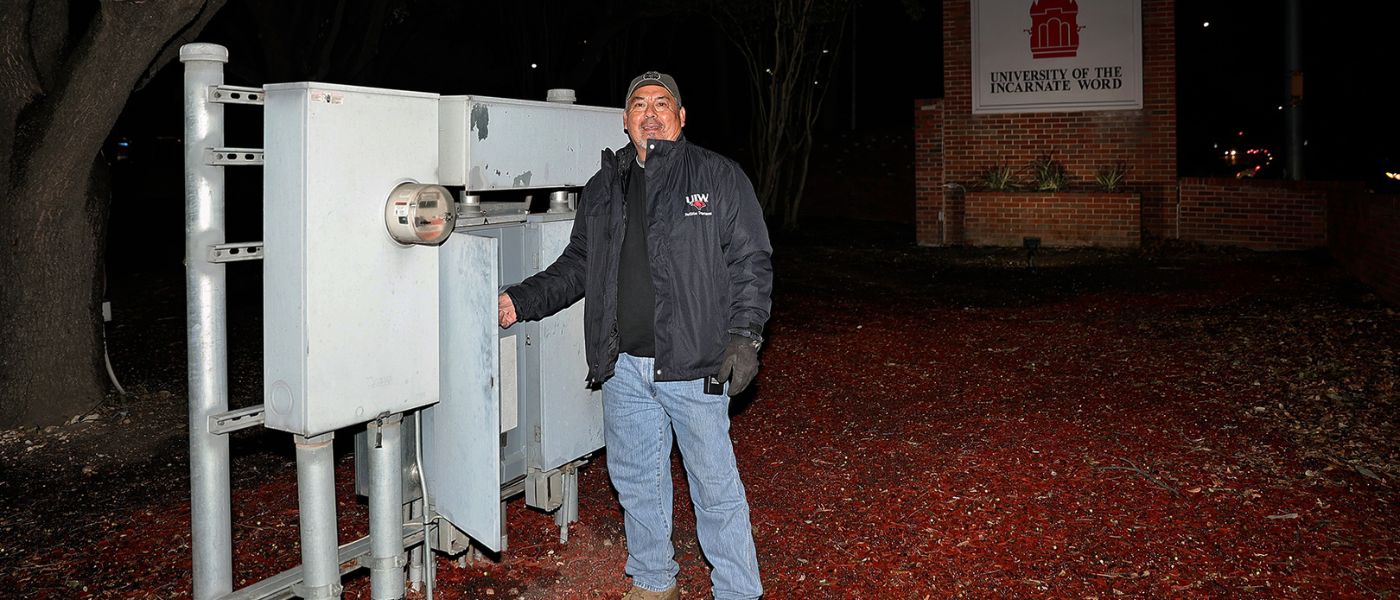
[{"x1": 625, "y1": 71, "x2": 681, "y2": 107}]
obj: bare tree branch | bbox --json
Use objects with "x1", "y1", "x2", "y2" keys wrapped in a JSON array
[
  {"x1": 707, "y1": 0, "x2": 853, "y2": 228},
  {"x1": 136, "y1": 0, "x2": 229, "y2": 90},
  {"x1": 344, "y1": 0, "x2": 391, "y2": 82},
  {"x1": 311, "y1": 0, "x2": 348, "y2": 81}
]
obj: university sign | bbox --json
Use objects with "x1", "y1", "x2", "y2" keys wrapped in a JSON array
[{"x1": 971, "y1": 0, "x2": 1142, "y2": 114}]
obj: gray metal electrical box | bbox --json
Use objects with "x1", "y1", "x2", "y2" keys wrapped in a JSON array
[
  {"x1": 521, "y1": 213, "x2": 606, "y2": 472},
  {"x1": 262, "y1": 83, "x2": 444, "y2": 436},
  {"x1": 273, "y1": 81, "x2": 623, "y2": 554},
  {"x1": 439, "y1": 95, "x2": 621, "y2": 190}
]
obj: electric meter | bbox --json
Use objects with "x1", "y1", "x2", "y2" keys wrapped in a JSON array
[{"x1": 385, "y1": 183, "x2": 455, "y2": 245}]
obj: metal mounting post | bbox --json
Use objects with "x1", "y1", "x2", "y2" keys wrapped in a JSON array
[
  {"x1": 554, "y1": 461, "x2": 582, "y2": 543},
  {"x1": 295, "y1": 432, "x2": 343, "y2": 600},
  {"x1": 407, "y1": 498, "x2": 425, "y2": 592},
  {"x1": 368, "y1": 414, "x2": 407, "y2": 599},
  {"x1": 181, "y1": 42, "x2": 233, "y2": 600}
]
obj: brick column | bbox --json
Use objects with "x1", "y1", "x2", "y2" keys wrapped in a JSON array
[{"x1": 914, "y1": 99, "x2": 945, "y2": 245}]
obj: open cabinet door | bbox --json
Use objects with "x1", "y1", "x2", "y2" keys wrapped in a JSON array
[{"x1": 424, "y1": 232, "x2": 503, "y2": 551}]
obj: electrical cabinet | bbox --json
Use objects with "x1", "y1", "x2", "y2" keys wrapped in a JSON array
[
  {"x1": 270, "y1": 82, "x2": 622, "y2": 552},
  {"x1": 262, "y1": 83, "x2": 443, "y2": 436},
  {"x1": 521, "y1": 213, "x2": 606, "y2": 472}
]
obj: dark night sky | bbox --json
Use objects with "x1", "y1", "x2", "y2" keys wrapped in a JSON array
[
  {"x1": 120, "y1": 1, "x2": 940, "y2": 150},
  {"x1": 111, "y1": 0, "x2": 1397, "y2": 197},
  {"x1": 1176, "y1": 2, "x2": 1399, "y2": 183}
]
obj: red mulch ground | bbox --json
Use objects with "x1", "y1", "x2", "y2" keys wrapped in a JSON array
[{"x1": 2, "y1": 231, "x2": 1396, "y2": 599}]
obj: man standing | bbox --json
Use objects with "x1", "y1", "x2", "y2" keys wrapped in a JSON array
[{"x1": 497, "y1": 71, "x2": 771, "y2": 600}]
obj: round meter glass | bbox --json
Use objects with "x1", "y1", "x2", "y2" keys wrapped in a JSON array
[{"x1": 385, "y1": 183, "x2": 455, "y2": 245}]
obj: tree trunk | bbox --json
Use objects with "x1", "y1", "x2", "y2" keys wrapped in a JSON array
[{"x1": 0, "y1": 0, "x2": 225, "y2": 427}]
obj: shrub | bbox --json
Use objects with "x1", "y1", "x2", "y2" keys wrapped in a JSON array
[
  {"x1": 979, "y1": 165, "x2": 1020, "y2": 191},
  {"x1": 1028, "y1": 156, "x2": 1068, "y2": 192},
  {"x1": 1094, "y1": 163, "x2": 1129, "y2": 192}
]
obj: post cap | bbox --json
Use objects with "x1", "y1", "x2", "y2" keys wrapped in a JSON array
[
  {"x1": 180, "y1": 43, "x2": 229, "y2": 63},
  {"x1": 546, "y1": 89, "x2": 577, "y2": 104}
]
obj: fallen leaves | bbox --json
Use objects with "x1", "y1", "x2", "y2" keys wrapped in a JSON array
[{"x1": 2, "y1": 245, "x2": 1397, "y2": 598}]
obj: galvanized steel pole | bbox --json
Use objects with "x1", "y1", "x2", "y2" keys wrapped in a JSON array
[
  {"x1": 180, "y1": 43, "x2": 233, "y2": 600},
  {"x1": 369, "y1": 415, "x2": 407, "y2": 599},
  {"x1": 296, "y1": 432, "x2": 344, "y2": 600}
]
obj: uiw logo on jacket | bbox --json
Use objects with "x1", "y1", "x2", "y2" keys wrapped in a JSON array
[{"x1": 683, "y1": 193, "x2": 712, "y2": 216}]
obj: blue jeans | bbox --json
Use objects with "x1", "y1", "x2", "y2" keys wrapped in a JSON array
[{"x1": 603, "y1": 353, "x2": 762, "y2": 599}]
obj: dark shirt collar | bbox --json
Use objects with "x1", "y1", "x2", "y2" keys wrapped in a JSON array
[{"x1": 629, "y1": 133, "x2": 686, "y2": 167}]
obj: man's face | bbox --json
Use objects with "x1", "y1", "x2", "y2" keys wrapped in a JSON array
[{"x1": 625, "y1": 84, "x2": 685, "y2": 161}]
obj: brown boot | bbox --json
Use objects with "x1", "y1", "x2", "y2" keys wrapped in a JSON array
[{"x1": 621, "y1": 585, "x2": 679, "y2": 600}]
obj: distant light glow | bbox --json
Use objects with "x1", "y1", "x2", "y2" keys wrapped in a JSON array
[
  {"x1": 1386, "y1": 172, "x2": 1400, "y2": 181},
  {"x1": 530, "y1": 63, "x2": 538, "y2": 69},
  {"x1": 1277, "y1": 105, "x2": 1283, "y2": 110},
  {"x1": 1203, "y1": 21, "x2": 1210, "y2": 28}
]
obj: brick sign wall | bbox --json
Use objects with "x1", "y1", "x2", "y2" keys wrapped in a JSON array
[
  {"x1": 965, "y1": 192, "x2": 1140, "y2": 247},
  {"x1": 1177, "y1": 178, "x2": 1347, "y2": 250},
  {"x1": 915, "y1": 0, "x2": 1177, "y2": 246}
]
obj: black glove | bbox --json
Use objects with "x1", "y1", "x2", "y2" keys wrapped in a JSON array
[{"x1": 716, "y1": 334, "x2": 762, "y2": 397}]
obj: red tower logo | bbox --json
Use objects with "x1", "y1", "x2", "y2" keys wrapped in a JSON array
[{"x1": 1027, "y1": 0, "x2": 1083, "y2": 59}]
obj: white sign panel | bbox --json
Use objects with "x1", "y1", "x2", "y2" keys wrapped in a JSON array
[{"x1": 972, "y1": 0, "x2": 1142, "y2": 114}]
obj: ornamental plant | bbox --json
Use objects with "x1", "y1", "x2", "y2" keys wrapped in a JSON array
[
  {"x1": 1028, "y1": 156, "x2": 1068, "y2": 191},
  {"x1": 1094, "y1": 163, "x2": 1129, "y2": 192},
  {"x1": 979, "y1": 164, "x2": 1020, "y2": 191}
]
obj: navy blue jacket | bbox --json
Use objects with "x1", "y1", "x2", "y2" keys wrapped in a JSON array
[{"x1": 506, "y1": 136, "x2": 773, "y2": 383}]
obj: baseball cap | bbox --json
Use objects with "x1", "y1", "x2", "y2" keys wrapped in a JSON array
[{"x1": 625, "y1": 71, "x2": 682, "y2": 107}]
